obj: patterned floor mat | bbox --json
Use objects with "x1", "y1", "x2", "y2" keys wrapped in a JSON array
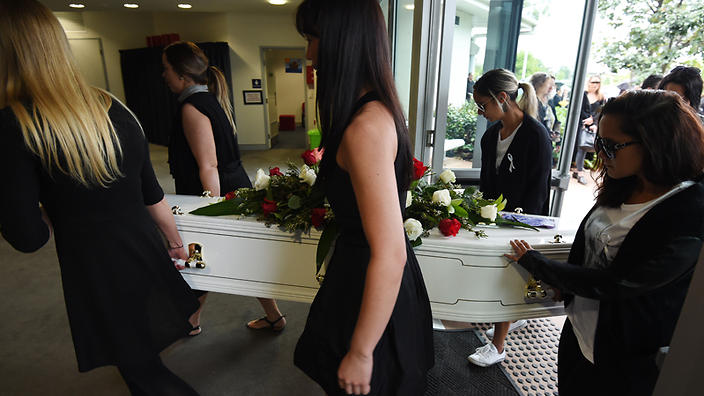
[{"x1": 474, "y1": 318, "x2": 561, "y2": 396}]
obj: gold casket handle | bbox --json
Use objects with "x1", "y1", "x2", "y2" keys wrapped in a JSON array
[
  {"x1": 524, "y1": 278, "x2": 548, "y2": 302},
  {"x1": 186, "y1": 243, "x2": 206, "y2": 269}
]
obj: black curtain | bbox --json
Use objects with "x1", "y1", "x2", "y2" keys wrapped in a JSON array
[{"x1": 119, "y1": 42, "x2": 234, "y2": 146}]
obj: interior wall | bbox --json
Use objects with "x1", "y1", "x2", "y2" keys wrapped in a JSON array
[
  {"x1": 56, "y1": 11, "x2": 155, "y2": 102},
  {"x1": 265, "y1": 48, "x2": 306, "y2": 124},
  {"x1": 226, "y1": 13, "x2": 308, "y2": 147},
  {"x1": 55, "y1": 10, "x2": 308, "y2": 149}
]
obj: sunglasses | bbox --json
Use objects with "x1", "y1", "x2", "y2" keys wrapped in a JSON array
[
  {"x1": 475, "y1": 99, "x2": 490, "y2": 113},
  {"x1": 590, "y1": 81, "x2": 601, "y2": 84},
  {"x1": 594, "y1": 135, "x2": 640, "y2": 159}
]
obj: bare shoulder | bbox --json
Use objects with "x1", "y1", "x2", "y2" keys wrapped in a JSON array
[{"x1": 340, "y1": 101, "x2": 397, "y2": 157}]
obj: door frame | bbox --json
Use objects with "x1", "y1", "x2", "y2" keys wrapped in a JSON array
[{"x1": 259, "y1": 46, "x2": 308, "y2": 149}]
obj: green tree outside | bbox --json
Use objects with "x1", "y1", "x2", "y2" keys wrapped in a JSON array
[{"x1": 597, "y1": 0, "x2": 704, "y2": 79}]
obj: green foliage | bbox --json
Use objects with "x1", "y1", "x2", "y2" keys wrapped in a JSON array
[
  {"x1": 445, "y1": 101, "x2": 478, "y2": 160},
  {"x1": 597, "y1": 0, "x2": 704, "y2": 78},
  {"x1": 404, "y1": 170, "x2": 538, "y2": 247},
  {"x1": 515, "y1": 51, "x2": 548, "y2": 80}
]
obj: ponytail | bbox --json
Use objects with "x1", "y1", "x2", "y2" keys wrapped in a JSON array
[
  {"x1": 207, "y1": 65, "x2": 236, "y2": 133},
  {"x1": 517, "y1": 82, "x2": 538, "y2": 119}
]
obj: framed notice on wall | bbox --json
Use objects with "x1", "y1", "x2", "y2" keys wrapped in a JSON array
[{"x1": 242, "y1": 90, "x2": 264, "y2": 105}]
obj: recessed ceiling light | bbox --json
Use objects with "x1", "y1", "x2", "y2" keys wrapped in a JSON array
[
  {"x1": 267, "y1": 0, "x2": 288, "y2": 5},
  {"x1": 123, "y1": 3, "x2": 139, "y2": 8},
  {"x1": 177, "y1": 3, "x2": 192, "y2": 8},
  {"x1": 404, "y1": 4, "x2": 415, "y2": 10},
  {"x1": 68, "y1": 3, "x2": 85, "y2": 8}
]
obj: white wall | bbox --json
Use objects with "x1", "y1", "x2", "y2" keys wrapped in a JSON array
[
  {"x1": 56, "y1": 10, "x2": 308, "y2": 148},
  {"x1": 226, "y1": 13, "x2": 307, "y2": 147},
  {"x1": 449, "y1": 10, "x2": 474, "y2": 107},
  {"x1": 56, "y1": 11, "x2": 155, "y2": 102},
  {"x1": 265, "y1": 49, "x2": 306, "y2": 124}
]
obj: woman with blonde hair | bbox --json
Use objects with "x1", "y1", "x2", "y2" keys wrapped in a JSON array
[
  {"x1": 468, "y1": 68, "x2": 552, "y2": 368},
  {"x1": 0, "y1": 1, "x2": 199, "y2": 394},
  {"x1": 162, "y1": 41, "x2": 286, "y2": 334},
  {"x1": 574, "y1": 75, "x2": 606, "y2": 185}
]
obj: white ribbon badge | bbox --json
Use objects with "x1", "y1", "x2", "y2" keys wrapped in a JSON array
[{"x1": 507, "y1": 153, "x2": 516, "y2": 173}]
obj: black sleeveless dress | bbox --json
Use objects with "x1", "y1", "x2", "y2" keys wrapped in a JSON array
[
  {"x1": 294, "y1": 93, "x2": 435, "y2": 395},
  {"x1": 168, "y1": 92, "x2": 251, "y2": 195}
]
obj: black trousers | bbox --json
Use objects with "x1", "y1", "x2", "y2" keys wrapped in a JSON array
[
  {"x1": 118, "y1": 356, "x2": 199, "y2": 396},
  {"x1": 558, "y1": 319, "x2": 659, "y2": 396}
]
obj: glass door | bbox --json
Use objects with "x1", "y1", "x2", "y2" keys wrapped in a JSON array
[{"x1": 416, "y1": 0, "x2": 594, "y2": 215}]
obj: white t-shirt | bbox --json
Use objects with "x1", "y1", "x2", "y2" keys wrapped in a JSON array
[
  {"x1": 567, "y1": 180, "x2": 695, "y2": 363},
  {"x1": 495, "y1": 123, "x2": 521, "y2": 171}
]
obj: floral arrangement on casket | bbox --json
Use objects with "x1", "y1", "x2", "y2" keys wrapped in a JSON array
[
  {"x1": 189, "y1": 152, "x2": 536, "y2": 273},
  {"x1": 403, "y1": 158, "x2": 536, "y2": 247}
]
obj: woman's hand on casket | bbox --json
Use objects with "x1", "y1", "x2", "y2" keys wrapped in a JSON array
[
  {"x1": 505, "y1": 239, "x2": 534, "y2": 262},
  {"x1": 168, "y1": 246, "x2": 189, "y2": 270}
]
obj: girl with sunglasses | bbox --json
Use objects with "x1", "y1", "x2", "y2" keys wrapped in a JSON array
[
  {"x1": 506, "y1": 90, "x2": 704, "y2": 395},
  {"x1": 468, "y1": 69, "x2": 553, "y2": 367}
]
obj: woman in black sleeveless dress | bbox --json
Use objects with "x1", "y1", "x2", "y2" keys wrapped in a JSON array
[
  {"x1": 293, "y1": 1, "x2": 434, "y2": 395},
  {"x1": 162, "y1": 42, "x2": 287, "y2": 334}
]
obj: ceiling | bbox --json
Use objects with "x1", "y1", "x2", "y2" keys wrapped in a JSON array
[{"x1": 42, "y1": 0, "x2": 303, "y2": 14}]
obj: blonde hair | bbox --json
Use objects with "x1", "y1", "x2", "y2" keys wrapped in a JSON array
[
  {"x1": 164, "y1": 42, "x2": 236, "y2": 133},
  {"x1": 474, "y1": 68, "x2": 538, "y2": 119},
  {"x1": 0, "y1": 0, "x2": 122, "y2": 188}
]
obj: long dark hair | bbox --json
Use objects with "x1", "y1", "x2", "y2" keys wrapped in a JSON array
[
  {"x1": 163, "y1": 41, "x2": 235, "y2": 131},
  {"x1": 296, "y1": 0, "x2": 412, "y2": 190},
  {"x1": 658, "y1": 65, "x2": 703, "y2": 110},
  {"x1": 596, "y1": 90, "x2": 704, "y2": 207}
]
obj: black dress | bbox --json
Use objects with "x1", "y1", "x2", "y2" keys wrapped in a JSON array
[
  {"x1": 168, "y1": 91, "x2": 251, "y2": 195},
  {"x1": 294, "y1": 93, "x2": 435, "y2": 395},
  {"x1": 0, "y1": 101, "x2": 199, "y2": 372}
]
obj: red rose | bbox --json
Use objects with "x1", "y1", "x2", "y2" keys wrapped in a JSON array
[
  {"x1": 413, "y1": 158, "x2": 428, "y2": 180},
  {"x1": 224, "y1": 191, "x2": 237, "y2": 200},
  {"x1": 301, "y1": 147, "x2": 323, "y2": 166},
  {"x1": 261, "y1": 199, "x2": 277, "y2": 215},
  {"x1": 438, "y1": 218, "x2": 461, "y2": 237},
  {"x1": 269, "y1": 167, "x2": 283, "y2": 176},
  {"x1": 311, "y1": 207, "x2": 327, "y2": 228}
]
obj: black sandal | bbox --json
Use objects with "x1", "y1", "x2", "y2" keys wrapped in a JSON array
[
  {"x1": 246, "y1": 315, "x2": 286, "y2": 332},
  {"x1": 189, "y1": 325, "x2": 202, "y2": 336}
]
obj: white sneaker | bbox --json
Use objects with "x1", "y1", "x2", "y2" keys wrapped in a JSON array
[
  {"x1": 467, "y1": 342, "x2": 506, "y2": 367},
  {"x1": 485, "y1": 319, "x2": 528, "y2": 338}
]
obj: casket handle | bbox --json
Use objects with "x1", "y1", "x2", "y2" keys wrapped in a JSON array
[
  {"x1": 525, "y1": 278, "x2": 548, "y2": 301},
  {"x1": 171, "y1": 205, "x2": 184, "y2": 216},
  {"x1": 551, "y1": 234, "x2": 564, "y2": 243},
  {"x1": 185, "y1": 243, "x2": 206, "y2": 269}
]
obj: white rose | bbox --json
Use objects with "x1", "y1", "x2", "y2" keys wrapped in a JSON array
[
  {"x1": 439, "y1": 169, "x2": 456, "y2": 184},
  {"x1": 480, "y1": 204, "x2": 498, "y2": 222},
  {"x1": 432, "y1": 189, "x2": 452, "y2": 207},
  {"x1": 299, "y1": 166, "x2": 317, "y2": 186},
  {"x1": 404, "y1": 218, "x2": 423, "y2": 241},
  {"x1": 405, "y1": 190, "x2": 412, "y2": 208},
  {"x1": 254, "y1": 168, "x2": 270, "y2": 191}
]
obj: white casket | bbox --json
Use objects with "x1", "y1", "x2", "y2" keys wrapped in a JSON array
[{"x1": 168, "y1": 194, "x2": 575, "y2": 322}]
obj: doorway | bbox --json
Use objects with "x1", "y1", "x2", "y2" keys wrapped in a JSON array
[
  {"x1": 68, "y1": 38, "x2": 109, "y2": 90},
  {"x1": 261, "y1": 47, "x2": 308, "y2": 149}
]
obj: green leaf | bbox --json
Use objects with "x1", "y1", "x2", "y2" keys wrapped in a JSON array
[
  {"x1": 316, "y1": 220, "x2": 339, "y2": 274},
  {"x1": 452, "y1": 204, "x2": 468, "y2": 218},
  {"x1": 288, "y1": 195, "x2": 302, "y2": 210},
  {"x1": 496, "y1": 198, "x2": 507, "y2": 212},
  {"x1": 410, "y1": 238, "x2": 423, "y2": 248},
  {"x1": 189, "y1": 198, "x2": 246, "y2": 216}
]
